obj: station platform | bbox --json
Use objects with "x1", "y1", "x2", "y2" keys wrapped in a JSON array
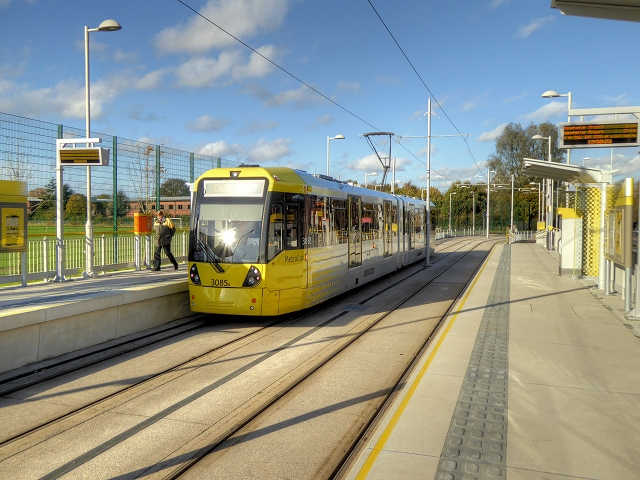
[
  {"x1": 341, "y1": 241, "x2": 640, "y2": 480},
  {"x1": 0, "y1": 267, "x2": 189, "y2": 373}
]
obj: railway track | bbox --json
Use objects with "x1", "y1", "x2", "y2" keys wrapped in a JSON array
[{"x1": 0, "y1": 237, "x2": 499, "y2": 479}]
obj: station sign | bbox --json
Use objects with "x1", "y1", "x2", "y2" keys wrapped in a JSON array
[
  {"x1": 558, "y1": 121, "x2": 639, "y2": 149},
  {"x1": 56, "y1": 138, "x2": 110, "y2": 166}
]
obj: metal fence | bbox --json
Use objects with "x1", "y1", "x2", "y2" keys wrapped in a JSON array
[
  {"x1": 0, "y1": 111, "x2": 241, "y2": 220},
  {"x1": 0, "y1": 111, "x2": 243, "y2": 285}
]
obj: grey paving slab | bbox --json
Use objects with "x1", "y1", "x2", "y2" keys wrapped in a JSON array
[
  {"x1": 508, "y1": 382, "x2": 640, "y2": 479},
  {"x1": 343, "y1": 242, "x2": 640, "y2": 480}
]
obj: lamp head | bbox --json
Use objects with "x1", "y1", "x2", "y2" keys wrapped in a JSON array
[
  {"x1": 541, "y1": 90, "x2": 560, "y2": 98},
  {"x1": 334, "y1": 134, "x2": 345, "y2": 140},
  {"x1": 97, "y1": 19, "x2": 122, "y2": 32},
  {"x1": 531, "y1": 134, "x2": 544, "y2": 140}
]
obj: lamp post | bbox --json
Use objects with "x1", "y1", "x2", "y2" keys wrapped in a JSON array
[
  {"x1": 486, "y1": 170, "x2": 495, "y2": 238},
  {"x1": 510, "y1": 174, "x2": 514, "y2": 231},
  {"x1": 541, "y1": 90, "x2": 572, "y2": 164},
  {"x1": 326, "y1": 134, "x2": 344, "y2": 176},
  {"x1": 365, "y1": 172, "x2": 378, "y2": 188},
  {"x1": 84, "y1": 19, "x2": 122, "y2": 279},
  {"x1": 532, "y1": 134, "x2": 553, "y2": 250},
  {"x1": 448, "y1": 192, "x2": 457, "y2": 231},
  {"x1": 582, "y1": 156, "x2": 591, "y2": 166}
]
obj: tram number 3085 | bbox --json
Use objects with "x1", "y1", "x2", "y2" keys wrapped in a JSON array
[{"x1": 211, "y1": 279, "x2": 231, "y2": 287}]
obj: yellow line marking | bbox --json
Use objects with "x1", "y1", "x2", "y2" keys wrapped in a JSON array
[{"x1": 354, "y1": 247, "x2": 497, "y2": 479}]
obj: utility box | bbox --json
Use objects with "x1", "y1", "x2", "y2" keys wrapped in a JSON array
[
  {"x1": 0, "y1": 180, "x2": 28, "y2": 253},
  {"x1": 133, "y1": 213, "x2": 153, "y2": 235},
  {"x1": 558, "y1": 207, "x2": 580, "y2": 277}
]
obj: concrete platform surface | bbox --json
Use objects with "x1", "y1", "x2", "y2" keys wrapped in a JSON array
[{"x1": 342, "y1": 242, "x2": 640, "y2": 480}]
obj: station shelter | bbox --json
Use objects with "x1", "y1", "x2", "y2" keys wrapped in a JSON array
[{"x1": 523, "y1": 159, "x2": 635, "y2": 305}]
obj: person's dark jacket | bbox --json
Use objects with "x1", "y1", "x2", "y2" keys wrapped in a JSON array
[{"x1": 154, "y1": 218, "x2": 175, "y2": 246}]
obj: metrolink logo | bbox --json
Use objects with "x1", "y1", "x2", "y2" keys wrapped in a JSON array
[{"x1": 284, "y1": 254, "x2": 304, "y2": 263}]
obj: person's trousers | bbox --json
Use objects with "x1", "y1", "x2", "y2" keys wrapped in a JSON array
[{"x1": 153, "y1": 243, "x2": 178, "y2": 270}]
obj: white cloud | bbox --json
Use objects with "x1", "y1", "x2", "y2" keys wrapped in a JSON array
[
  {"x1": 338, "y1": 81, "x2": 360, "y2": 93},
  {"x1": 199, "y1": 140, "x2": 243, "y2": 159},
  {"x1": 313, "y1": 114, "x2": 333, "y2": 126},
  {"x1": 155, "y1": 0, "x2": 290, "y2": 55},
  {"x1": 246, "y1": 138, "x2": 291, "y2": 162},
  {"x1": 346, "y1": 154, "x2": 411, "y2": 173},
  {"x1": 186, "y1": 115, "x2": 230, "y2": 132},
  {"x1": 517, "y1": 16, "x2": 554, "y2": 38},
  {"x1": 477, "y1": 124, "x2": 507, "y2": 142},
  {"x1": 462, "y1": 100, "x2": 479, "y2": 111},
  {"x1": 113, "y1": 50, "x2": 137, "y2": 63},
  {"x1": 135, "y1": 69, "x2": 169, "y2": 90},
  {"x1": 197, "y1": 137, "x2": 291, "y2": 163},
  {"x1": 0, "y1": 76, "x2": 125, "y2": 120},
  {"x1": 521, "y1": 101, "x2": 567, "y2": 122},
  {"x1": 173, "y1": 46, "x2": 278, "y2": 88},
  {"x1": 266, "y1": 85, "x2": 323, "y2": 109},
  {"x1": 504, "y1": 92, "x2": 528, "y2": 104},
  {"x1": 238, "y1": 120, "x2": 279, "y2": 135}
]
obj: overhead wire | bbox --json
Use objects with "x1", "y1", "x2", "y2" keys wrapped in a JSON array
[
  {"x1": 175, "y1": 0, "x2": 447, "y2": 183},
  {"x1": 365, "y1": 0, "x2": 483, "y2": 176},
  {"x1": 175, "y1": 0, "x2": 380, "y2": 133}
]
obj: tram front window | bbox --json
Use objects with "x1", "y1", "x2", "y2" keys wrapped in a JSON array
[{"x1": 191, "y1": 202, "x2": 264, "y2": 264}]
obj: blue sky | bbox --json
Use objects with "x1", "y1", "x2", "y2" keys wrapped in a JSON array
[{"x1": 1, "y1": 0, "x2": 639, "y2": 190}]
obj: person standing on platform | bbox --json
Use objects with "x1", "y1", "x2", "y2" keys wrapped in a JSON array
[{"x1": 152, "y1": 210, "x2": 178, "y2": 271}]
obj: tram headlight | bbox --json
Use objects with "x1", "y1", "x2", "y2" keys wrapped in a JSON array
[
  {"x1": 242, "y1": 265, "x2": 262, "y2": 287},
  {"x1": 190, "y1": 264, "x2": 201, "y2": 285}
]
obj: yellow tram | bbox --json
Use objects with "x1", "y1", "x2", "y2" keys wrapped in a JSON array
[{"x1": 188, "y1": 166, "x2": 431, "y2": 315}]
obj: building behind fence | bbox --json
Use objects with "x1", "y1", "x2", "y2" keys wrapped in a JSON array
[{"x1": 0, "y1": 111, "x2": 242, "y2": 284}]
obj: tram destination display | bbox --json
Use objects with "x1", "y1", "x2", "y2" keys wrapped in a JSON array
[{"x1": 559, "y1": 121, "x2": 639, "y2": 149}]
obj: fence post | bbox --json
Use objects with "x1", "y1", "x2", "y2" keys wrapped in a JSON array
[
  {"x1": 146, "y1": 234, "x2": 152, "y2": 269},
  {"x1": 101, "y1": 234, "x2": 106, "y2": 274},
  {"x1": 42, "y1": 236, "x2": 48, "y2": 282},
  {"x1": 135, "y1": 235, "x2": 140, "y2": 271}
]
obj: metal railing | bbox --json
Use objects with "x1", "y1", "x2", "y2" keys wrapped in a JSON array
[{"x1": 0, "y1": 232, "x2": 188, "y2": 285}]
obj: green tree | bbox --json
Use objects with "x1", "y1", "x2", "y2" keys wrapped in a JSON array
[
  {"x1": 108, "y1": 190, "x2": 132, "y2": 218},
  {"x1": 486, "y1": 121, "x2": 564, "y2": 183},
  {"x1": 160, "y1": 177, "x2": 189, "y2": 197},
  {"x1": 28, "y1": 179, "x2": 74, "y2": 218},
  {"x1": 65, "y1": 193, "x2": 87, "y2": 217}
]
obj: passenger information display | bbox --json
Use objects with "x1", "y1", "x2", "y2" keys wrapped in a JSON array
[{"x1": 559, "y1": 121, "x2": 639, "y2": 149}]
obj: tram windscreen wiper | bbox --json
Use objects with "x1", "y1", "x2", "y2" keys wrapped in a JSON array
[{"x1": 196, "y1": 235, "x2": 224, "y2": 273}]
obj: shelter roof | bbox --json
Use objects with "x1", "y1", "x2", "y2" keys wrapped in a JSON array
[{"x1": 522, "y1": 158, "x2": 615, "y2": 184}]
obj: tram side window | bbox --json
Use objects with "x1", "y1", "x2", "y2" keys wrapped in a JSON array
[
  {"x1": 285, "y1": 193, "x2": 303, "y2": 249},
  {"x1": 362, "y1": 203, "x2": 380, "y2": 241},
  {"x1": 333, "y1": 199, "x2": 347, "y2": 244},
  {"x1": 268, "y1": 202, "x2": 284, "y2": 261}
]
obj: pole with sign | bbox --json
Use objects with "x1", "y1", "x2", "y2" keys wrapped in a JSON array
[{"x1": 55, "y1": 138, "x2": 110, "y2": 281}]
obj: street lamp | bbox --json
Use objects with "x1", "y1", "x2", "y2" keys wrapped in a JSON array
[
  {"x1": 326, "y1": 134, "x2": 344, "y2": 176},
  {"x1": 532, "y1": 134, "x2": 553, "y2": 250},
  {"x1": 449, "y1": 192, "x2": 457, "y2": 231},
  {"x1": 84, "y1": 19, "x2": 122, "y2": 278},
  {"x1": 582, "y1": 157, "x2": 591, "y2": 166},
  {"x1": 541, "y1": 90, "x2": 572, "y2": 164},
  {"x1": 365, "y1": 172, "x2": 378, "y2": 188},
  {"x1": 486, "y1": 171, "x2": 496, "y2": 238}
]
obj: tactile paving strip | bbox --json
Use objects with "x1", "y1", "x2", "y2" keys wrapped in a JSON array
[{"x1": 434, "y1": 245, "x2": 510, "y2": 480}]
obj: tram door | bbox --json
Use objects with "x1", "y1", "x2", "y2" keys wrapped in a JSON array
[
  {"x1": 348, "y1": 196, "x2": 362, "y2": 267},
  {"x1": 383, "y1": 201, "x2": 392, "y2": 257}
]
